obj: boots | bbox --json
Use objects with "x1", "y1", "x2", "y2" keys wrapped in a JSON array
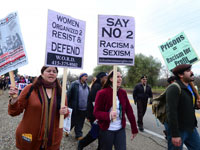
[{"x1": 77, "y1": 133, "x2": 95, "y2": 150}]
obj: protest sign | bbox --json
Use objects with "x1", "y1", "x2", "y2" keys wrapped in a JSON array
[
  {"x1": 18, "y1": 83, "x2": 27, "y2": 90},
  {"x1": 45, "y1": 10, "x2": 86, "y2": 128},
  {"x1": 0, "y1": 12, "x2": 28, "y2": 76},
  {"x1": 98, "y1": 15, "x2": 135, "y2": 113},
  {"x1": 159, "y1": 32, "x2": 199, "y2": 71},
  {"x1": 45, "y1": 9, "x2": 86, "y2": 69},
  {"x1": 98, "y1": 15, "x2": 135, "y2": 65},
  {"x1": 63, "y1": 108, "x2": 73, "y2": 133}
]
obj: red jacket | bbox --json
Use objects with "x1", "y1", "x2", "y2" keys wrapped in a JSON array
[{"x1": 93, "y1": 87, "x2": 138, "y2": 134}]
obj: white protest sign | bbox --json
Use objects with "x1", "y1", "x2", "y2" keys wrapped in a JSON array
[
  {"x1": 45, "y1": 9, "x2": 86, "y2": 69},
  {"x1": 18, "y1": 83, "x2": 27, "y2": 90},
  {"x1": 0, "y1": 12, "x2": 28, "y2": 75},
  {"x1": 98, "y1": 15, "x2": 135, "y2": 65},
  {"x1": 63, "y1": 108, "x2": 73, "y2": 133}
]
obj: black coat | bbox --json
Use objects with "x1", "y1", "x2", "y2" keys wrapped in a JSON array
[
  {"x1": 87, "y1": 82, "x2": 102, "y2": 123},
  {"x1": 166, "y1": 80, "x2": 198, "y2": 137},
  {"x1": 133, "y1": 83, "x2": 152, "y2": 102}
]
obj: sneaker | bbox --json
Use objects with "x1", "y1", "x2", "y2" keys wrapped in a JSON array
[
  {"x1": 65, "y1": 132, "x2": 69, "y2": 137},
  {"x1": 138, "y1": 126, "x2": 144, "y2": 132},
  {"x1": 139, "y1": 127, "x2": 144, "y2": 132}
]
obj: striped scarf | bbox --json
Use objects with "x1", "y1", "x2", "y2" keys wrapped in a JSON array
[{"x1": 38, "y1": 85, "x2": 57, "y2": 149}]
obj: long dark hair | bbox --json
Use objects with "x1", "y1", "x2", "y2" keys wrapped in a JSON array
[
  {"x1": 102, "y1": 71, "x2": 113, "y2": 89},
  {"x1": 32, "y1": 66, "x2": 62, "y2": 95},
  {"x1": 90, "y1": 72, "x2": 107, "y2": 88}
]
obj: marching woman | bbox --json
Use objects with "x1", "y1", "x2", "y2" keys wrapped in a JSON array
[
  {"x1": 8, "y1": 66, "x2": 69, "y2": 150},
  {"x1": 93, "y1": 71, "x2": 138, "y2": 150}
]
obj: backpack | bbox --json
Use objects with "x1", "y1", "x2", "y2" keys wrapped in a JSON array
[{"x1": 152, "y1": 82, "x2": 181, "y2": 124}]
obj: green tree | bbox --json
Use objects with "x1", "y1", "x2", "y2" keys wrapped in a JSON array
[
  {"x1": 92, "y1": 65, "x2": 122, "y2": 77},
  {"x1": 126, "y1": 54, "x2": 162, "y2": 87}
]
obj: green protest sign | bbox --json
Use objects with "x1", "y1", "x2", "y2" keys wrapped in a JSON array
[{"x1": 159, "y1": 32, "x2": 199, "y2": 71}]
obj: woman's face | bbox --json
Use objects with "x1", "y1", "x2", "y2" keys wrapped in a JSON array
[
  {"x1": 110, "y1": 72, "x2": 122, "y2": 88},
  {"x1": 42, "y1": 67, "x2": 58, "y2": 83}
]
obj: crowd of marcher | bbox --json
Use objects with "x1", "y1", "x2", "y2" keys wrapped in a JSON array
[
  {"x1": 0, "y1": 75, "x2": 34, "y2": 96},
  {"x1": 0, "y1": 76, "x2": 9, "y2": 92},
  {"x1": 4, "y1": 64, "x2": 200, "y2": 150}
]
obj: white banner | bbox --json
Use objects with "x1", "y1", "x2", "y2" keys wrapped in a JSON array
[
  {"x1": 45, "y1": 9, "x2": 86, "y2": 69},
  {"x1": 18, "y1": 83, "x2": 27, "y2": 90},
  {"x1": 0, "y1": 12, "x2": 28, "y2": 75},
  {"x1": 63, "y1": 108, "x2": 73, "y2": 133},
  {"x1": 98, "y1": 15, "x2": 135, "y2": 65}
]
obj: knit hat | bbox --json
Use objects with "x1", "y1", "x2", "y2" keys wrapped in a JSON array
[
  {"x1": 96, "y1": 72, "x2": 107, "y2": 79},
  {"x1": 141, "y1": 75, "x2": 147, "y2": 79},
  {"x1": 167, "y1": 76, "x2": 177, "y2": 84},
  {"x1": 172, "y1": 64, "x2": 192, "y2": 76},
  {"x1": 79, "y1": 73, "x2": 88, "y2": 79}
]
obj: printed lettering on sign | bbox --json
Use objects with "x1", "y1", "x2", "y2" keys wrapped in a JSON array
[
  {"x1": 0, "y1": 12, "x2": 28, "y2": 75},
  {"x1": 45, "y1": 9, "x2": 86, "y2": 69},
  {"x1": 98, "y1": 15, "x2": 135, "y2": 65},
  {"x1": 158, "y1": 32, "x2": 199, "y2": 71}
]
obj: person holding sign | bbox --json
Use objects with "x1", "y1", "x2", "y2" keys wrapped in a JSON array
[
  {"x1": 17, "y1": 75, "x2": 27, "y2": 95},
  {"x1": 94, "y1": 71, "x2": 138, "y2": 150},
  {"x1": 8, "y1": 66, "x2": 69, "y2": 150},
  {"x1": 165, "y1": 64, "x2": 200, "y2": 150}
]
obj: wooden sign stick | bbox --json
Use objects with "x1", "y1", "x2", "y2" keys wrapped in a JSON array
[
  {"x1": 190, "y1": 82, "x2": 200, "y2": 100},
  {"x1": 59, "y1": 68, "x2": 68, "y2": 128},
  {"x1": 9, "y1": 71, "x2": 17, "y2": 98},
  {"x1": 112, "y1": 65, "x2": 117, "y2": 121}
]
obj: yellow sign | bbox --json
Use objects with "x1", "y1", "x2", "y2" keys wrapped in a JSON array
[{"x1": 22, "y1": 133, "x2": 32, "y2": 142}]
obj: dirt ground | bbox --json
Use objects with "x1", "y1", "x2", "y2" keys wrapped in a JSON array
[{"x1": 0, "y1": 90, "x2": 97, "y2": 150}]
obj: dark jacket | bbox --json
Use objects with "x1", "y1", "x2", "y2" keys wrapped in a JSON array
[
  {"x1": 133, "y1": 83, "x2": 152, "y2": 102},
  {"x1": 166, "y1": 80, "x2": 197, "y2": 137},
  {"x1": 67, "y1": 80, "x2": 89, "y2": 114},
  {"x1": 93, "y1": 87, "x2": 138, "y2": 134},
  {"x1": 87, "y1": 82, "x2": 102, "y2": 123}
]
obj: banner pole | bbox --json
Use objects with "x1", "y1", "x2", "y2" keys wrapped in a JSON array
[
  {"x1": 9, "y1": 71, "x2": 17, "y2": 98},
  {"x1": 59, "y1": 68, "x2": 68, "y2": 128},
  {"x1": 190, "y1": 82, "x2": 200, "y2": 100},
  {"x1": 112, "y1": 65, "x2": 117, "y2": 121}
]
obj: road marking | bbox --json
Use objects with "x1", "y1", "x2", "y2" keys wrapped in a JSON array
[
  {"x1": 129, "y1": 99, "x2": 200, "y2": 118},
  {"x1": 126, "y1": 121, "x2": 165, "y2": 139},
  {"x1": 126, "y1": 121, "x2": 187, "y2": 149}
]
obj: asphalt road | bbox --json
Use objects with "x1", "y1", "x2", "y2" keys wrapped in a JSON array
[{"x1": 127, "y1": 94, "x2": 200, "y2": 139}]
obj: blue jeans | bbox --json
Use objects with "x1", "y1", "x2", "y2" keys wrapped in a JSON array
[{"x1": 164, "y1": 123, "x2": 200, "y2": 150}]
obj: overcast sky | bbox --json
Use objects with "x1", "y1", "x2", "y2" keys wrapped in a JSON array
[{"x1": 1, "y1": 0, "x2": 200, "y2": 76}]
